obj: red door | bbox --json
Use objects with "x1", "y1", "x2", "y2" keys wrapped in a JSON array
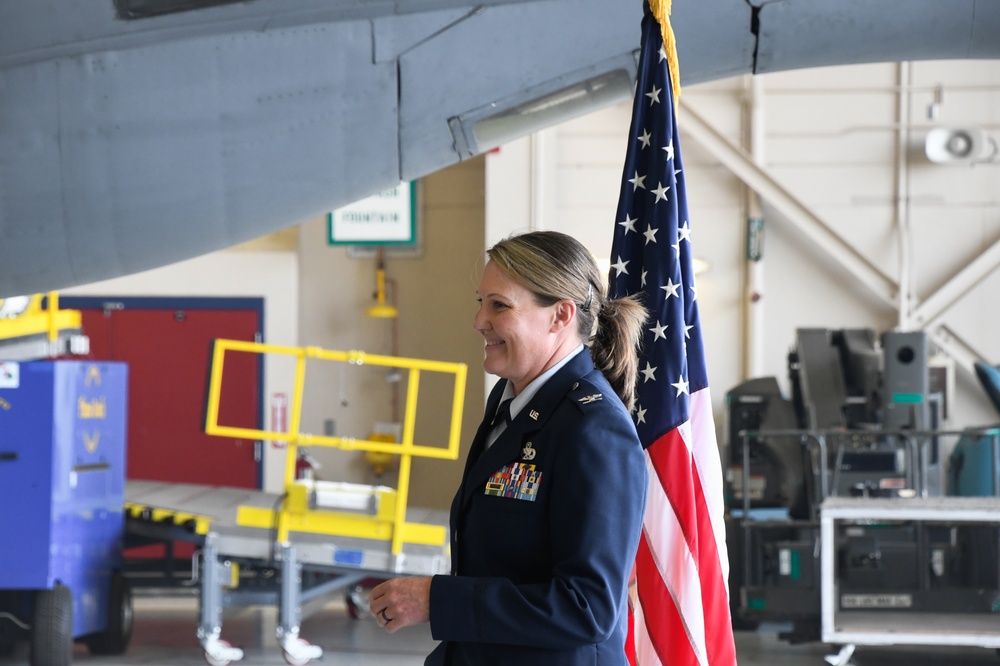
[{"x1": 66, "y1": 298, "x2": 262, "y2": 489}]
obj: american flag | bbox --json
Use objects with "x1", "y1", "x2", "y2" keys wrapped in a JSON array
[{"x1": 608, "y1": 4, "x2": 737, "y2": 666}]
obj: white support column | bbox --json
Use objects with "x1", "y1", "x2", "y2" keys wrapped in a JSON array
[
  {"x1": 529, "y1": 130, "x2": 548, "y2": 231},
  {"x1": 894, "y1": 62, "x2": 914, "y2": 331},
  {"x1": 743, "y1": 74, "x2": 767, "y2": 380}
]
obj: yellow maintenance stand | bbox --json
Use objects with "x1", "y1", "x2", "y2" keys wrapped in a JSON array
[
  {"x1": 0, "y1": 293, "x2": 89, "y2": 360},
  {"x1": 125, "y1": 339, "x2": 466, "y2": 666}
]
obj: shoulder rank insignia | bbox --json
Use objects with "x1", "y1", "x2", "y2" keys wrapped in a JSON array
[{"x1": 578, "y1": 393, "x2": 603, "y2": 404}]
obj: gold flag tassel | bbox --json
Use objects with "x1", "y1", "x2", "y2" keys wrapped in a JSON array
[{"x1": 647, "y1": 0, "x2": 681, "y2": 100}]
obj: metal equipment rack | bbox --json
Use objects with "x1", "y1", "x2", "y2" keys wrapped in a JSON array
[
  {"x1": 125, "y1": 340, "x2": 467, "y2": 666},
  {"x1": 732, "y1": 427, "x2": 1000, "y2": 660},
  {"x1": 821, "y1": 496, "x2": 1000, "y2": 650}
]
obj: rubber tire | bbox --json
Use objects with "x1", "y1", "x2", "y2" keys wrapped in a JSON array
[
  {"x1": 30, "y1": 584, "x2": 73, "y2": 666},
  {"x1": 86, "y1": 572, "x2": 133, "y2": 655}
]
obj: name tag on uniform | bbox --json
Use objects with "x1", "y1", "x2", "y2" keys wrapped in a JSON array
[{"x1": 485, "y1": 462, "x2": 542, "y2": 502}]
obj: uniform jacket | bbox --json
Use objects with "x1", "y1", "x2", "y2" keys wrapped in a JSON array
[{"x1": 427, "y1": 348, "x2": 647, "y2": 666}]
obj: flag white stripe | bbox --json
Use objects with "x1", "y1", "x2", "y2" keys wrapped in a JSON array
[
  {"x1": 642, "y1": 446, "x2": 709, "y2": 666},
  {"x1": 686, "y1": 386, "x2": 730, "y2": 586}
]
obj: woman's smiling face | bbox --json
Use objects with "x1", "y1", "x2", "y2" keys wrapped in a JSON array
[{"x1": 473, "y1": 261, "x2": 565, "y2": 394}]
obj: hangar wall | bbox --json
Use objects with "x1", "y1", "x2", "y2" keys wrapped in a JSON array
[
  {"x1": 61, "y1": 243, "x2": 299, "y2": 492},
  {"x1": 488, "y1": 58, "x2": 1000, "y2": 452},
  {"x1": 296, "y1": 157, "x2": 487, "y2": 509}
]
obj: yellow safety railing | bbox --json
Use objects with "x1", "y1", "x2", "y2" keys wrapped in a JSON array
[
  {"x1": 204, "y1": 339, "x2": 467, "y2": 556},
  {"x1": 0, "y1": 292, "x2": 82, "y2": 342}
]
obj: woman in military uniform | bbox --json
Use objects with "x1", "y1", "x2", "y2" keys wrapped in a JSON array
[{"x1": 370, "y1": 230, "x2": 648, "y2": 665}]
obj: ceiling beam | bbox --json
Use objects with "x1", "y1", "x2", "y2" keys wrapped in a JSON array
[
  {"x1": 677, "y1": 100, "x2": 898, "y2": 309},
  {"x1": 911, "y1": 235, "x2": 1000, "y2": 330}
]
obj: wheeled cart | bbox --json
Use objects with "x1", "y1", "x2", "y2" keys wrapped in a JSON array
[
  {"x1": 125, "y1": 480, "x2": 450, "y2": 666},
  {"x1": 0, "y1": 360, "x2": 132, "y2": 666}
]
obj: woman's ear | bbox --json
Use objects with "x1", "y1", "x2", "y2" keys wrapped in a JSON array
[{"x1": 550, "y1": 300, "x2": 576, "y2": 332}]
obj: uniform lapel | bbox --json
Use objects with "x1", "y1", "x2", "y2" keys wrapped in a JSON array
[
  {"x1": 461, "y1": 381, "x2": 507, "y2": 479},
  {"x1": 460, "y1": 349, "x2": 595, "y2": 508}
]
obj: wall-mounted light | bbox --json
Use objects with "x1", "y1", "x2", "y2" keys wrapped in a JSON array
[
  {"x1": 114, "y1": 0, "x2": 244, "y2": 19},
  {"x1": 692, "y1": 257, "x2": 712, "y2": 275},
  {"x1": 449, "y1": 56, "x2": 636, "y2": 159},
  {"x1": 925, "y1": 127, "x2": 998, "y2": 165}
]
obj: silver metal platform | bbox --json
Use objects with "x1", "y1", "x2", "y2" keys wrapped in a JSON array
[
  {"x1": 820, "y1": 496, "x2": 1000, "y2": 650},
  {"x1": 124, "y1": 481, "x2": 450, "y2": 666}
]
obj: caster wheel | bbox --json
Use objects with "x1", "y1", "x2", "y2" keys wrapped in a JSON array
[
  {"x1": 346, "y1": 584, "x2": 370, "y2": 620},
  {"x1": 282, "y1": 643, "x2": 314, "y2": 666},
  {"x1": 204, "y1": 639, "x2": 233, "y2": 666}
]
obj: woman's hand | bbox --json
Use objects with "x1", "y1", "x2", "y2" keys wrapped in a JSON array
[{"x1": 369, "y1": 576, "x2": 432, "y2": 633}]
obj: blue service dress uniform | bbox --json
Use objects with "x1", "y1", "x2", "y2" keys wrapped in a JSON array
[{"x1": 427, "y1": 347, "x2": 647, "y2": 665}]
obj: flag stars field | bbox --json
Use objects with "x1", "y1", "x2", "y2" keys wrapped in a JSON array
[
  {"x1": 629, "y1": 172, "x2": 646, "y2": 191},
  {"x1": 641, "y1": 362, "x2": 657, "y2": 383},
  {"x1": 678, "y1": 221, "x2": 691, "y2": 243},
  {"x1": 661, "y1": 278, "x2": 680, "y2": 299}
]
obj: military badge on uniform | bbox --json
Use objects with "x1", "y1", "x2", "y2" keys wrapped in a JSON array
[
  {"x1": 485, "y1": 462, "x2": 542, "y2": 501},
  {"x1": 521, "y1": 442, "x2": 536, "y2": 461},
  {"x1": 578, "y1": 393, "x2": 603, "y2": 404}
]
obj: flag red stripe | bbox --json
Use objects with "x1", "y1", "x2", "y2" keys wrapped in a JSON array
[
  {"x1": 635, "y1": 532, "x2": 701, "y2": 666},
  {"x1": 626, "y1": 595, "x2": 638, "y2": 666},
  {"x1": 645, "y1": 419, "x2": 736, "y2": 665},
  {"x1": 647, "y1": 427, "x2": 698, "y2": 552}
]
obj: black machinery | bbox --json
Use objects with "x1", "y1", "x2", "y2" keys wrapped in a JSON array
[{"x1": 726, "y1": 328, "x2": 1000, "y2": 643}]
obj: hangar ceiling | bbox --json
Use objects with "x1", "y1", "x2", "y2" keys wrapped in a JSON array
[{"x1": 0, "y1": 0, "x2": 997, "y2": 296}]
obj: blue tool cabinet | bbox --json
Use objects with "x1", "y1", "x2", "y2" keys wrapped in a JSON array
[{"x1": 0, "y1": 360, "x2": 131, "y2": 666}]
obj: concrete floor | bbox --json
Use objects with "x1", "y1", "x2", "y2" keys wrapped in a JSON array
[{"x1": 2, "y1": 595, "x2": 999, "y2": 666}]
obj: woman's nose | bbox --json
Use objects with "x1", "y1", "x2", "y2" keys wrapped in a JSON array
[{"x1": 472, "y1": 305, "x2": 488, "y2": 332}]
